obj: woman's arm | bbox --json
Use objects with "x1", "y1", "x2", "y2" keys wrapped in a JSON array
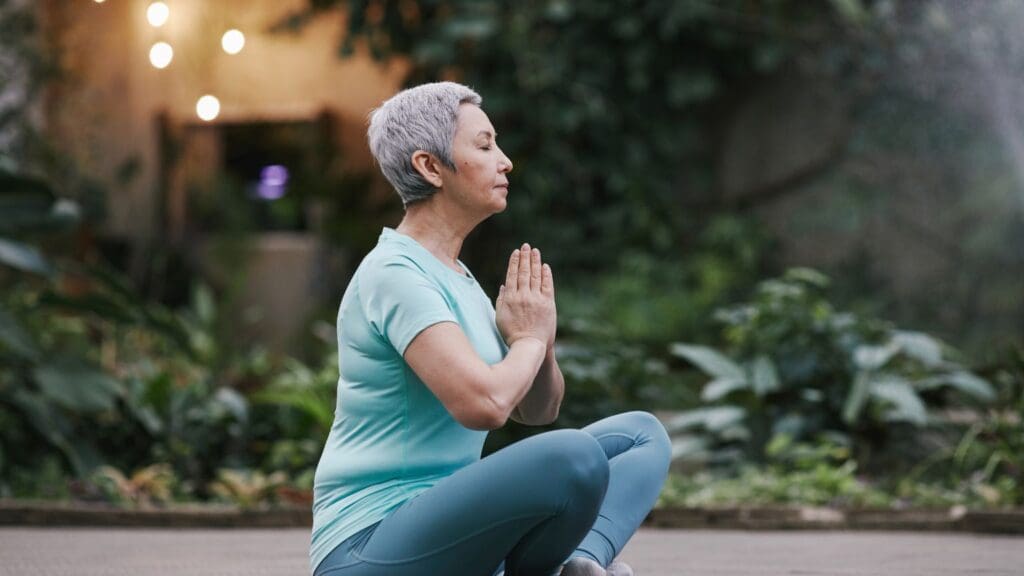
[
  {"x1": 512, "y1": 249, "x2": 569, "y2": 424},
  {"x1": 404, "y1": 243, "x2": 558, "y2": 431},
  {"x1": 405, "y1": 323, "x2": 547, "y2": 430},
  {"x1": 511, "y1": 345, "x2": 564, "y2": 425}
]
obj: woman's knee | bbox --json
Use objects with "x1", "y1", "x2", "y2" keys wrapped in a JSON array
[
  {"x1": 621, "y1": 411, "x2": 672, "y2": 464},
  {"x1": 533, "y1": 429, "x2": 609, "y2": 496}
]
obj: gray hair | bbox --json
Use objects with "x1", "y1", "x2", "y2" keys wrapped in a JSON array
[{"x1": 367, "y1": 82, "x2": 483, "y2": 207}]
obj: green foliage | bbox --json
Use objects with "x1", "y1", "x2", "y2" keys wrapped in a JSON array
[
  {"x1": 901, "y1": 349, "x2": 1024, "y2": 507},
  {"x1": 536, "y1": 215, "x2": 765, "y2": 427},
  {"x1": 668, "y1": 269, "x2": 994, "y2": 467},
  {"x1": 0, "y1": 160, "x2": 271, "y2": 498},
  {"x1": 660, "y1": 429, "x2": 1023, "y2": 510},
  {"x1": 278, "y1": 0, "x2": 887, "y2": 287},
  {"x1": 660, "y1": 434, "x2": 893, "y2": 509},
  {"x1": 251, "y1": 355, "x2": 338, "y2": 443}
]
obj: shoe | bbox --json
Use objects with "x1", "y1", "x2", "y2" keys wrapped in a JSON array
[
  {"x1": 560, "y1": 557, "x2": 606, "y2": 575},
  {"x1": 606, "y1": 560, "x2": 634, "y2": 576}
]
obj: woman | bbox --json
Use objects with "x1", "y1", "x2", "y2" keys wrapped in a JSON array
[{"x1": 310, "y1": 82, "x2": 671, "y2": 576}]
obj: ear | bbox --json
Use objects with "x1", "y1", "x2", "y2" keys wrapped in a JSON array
[{"x1": 411, "y1": 150, "x2": 444, "y2": 189}]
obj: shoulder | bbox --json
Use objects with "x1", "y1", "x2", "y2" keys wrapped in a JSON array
[{"x1": 358, "y1": 246, "x2": 432, "y2": 286}]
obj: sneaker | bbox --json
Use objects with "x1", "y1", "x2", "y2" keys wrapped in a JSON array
[{"x1": 560, "y1": 557, "x2": 606, "y2": 575}]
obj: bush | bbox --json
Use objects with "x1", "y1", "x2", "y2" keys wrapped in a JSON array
[{"x1": 667, "y1": 268, "x2": 995, "y2": 470}]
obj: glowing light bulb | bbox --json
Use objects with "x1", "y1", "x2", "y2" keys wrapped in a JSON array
[
  {"x1": 149, "y1": 42, "x2": 173, "y2": 69},
  {"x1": 221, "y1": 29, "x2": 245, "y2": 55},
  {"x1": 147, "y1": 2, "x2": 169, "y2": 27},
  {"x1": 196, "y1": 95, "x2": 221, "y2": 122},
  {"x1": 94, "y1": 0, "x2": 106, "y2": 4}
]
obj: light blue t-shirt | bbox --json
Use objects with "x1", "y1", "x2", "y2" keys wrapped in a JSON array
[{"x1": 309, "y1": 227, "x2": 508, "y2": 574}]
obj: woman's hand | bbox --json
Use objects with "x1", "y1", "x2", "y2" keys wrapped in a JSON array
[{"x1": 496, "y1": 243, "x2": 556, "y2": 348}]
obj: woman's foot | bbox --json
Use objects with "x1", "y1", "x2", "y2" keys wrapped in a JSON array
[
  {"x1": 606, "y1": 560, "x2": 634, "y2": 576},
  {"x1": 560, "y1": 557, "x2": 635, "y2": 575},
  {"x1": 560, "y1": 557, "x2": 606, "y2": 575}
]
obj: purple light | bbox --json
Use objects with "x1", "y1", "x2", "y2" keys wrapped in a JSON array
[
  {"x1": 261, "y1": 165, "x2": 289, "y2": 186},
  {"x1": 255, "y1": 165, "x2": 289, "y2": 200}
]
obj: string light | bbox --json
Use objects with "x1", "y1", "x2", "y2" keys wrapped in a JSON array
[
  {"x1": 149, "y1": 42, "x2": 173, "y2": 69},
  {"x1": 147, "y1": 2, "x2": 169, "y2": 28},
  {"x1": 221, "y1": 29, "x2": 245, "y2": 55},
  {"x1": 196, "y1": 95, "x2": 221, "y2": 121}
]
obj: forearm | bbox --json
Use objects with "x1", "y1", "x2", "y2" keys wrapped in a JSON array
[
  {"x1": 482, "y1": 337, "x2": 548, "y2": 424},
  {"x1": 514, "y1": 345, "x2": 564, "y2": 425}
]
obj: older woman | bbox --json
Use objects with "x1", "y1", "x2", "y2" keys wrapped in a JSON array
[{"x1": 310, "y1": 82, "x2": 671, "y2": 576}]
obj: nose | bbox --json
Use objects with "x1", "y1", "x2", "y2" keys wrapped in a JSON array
[{"x1": 499, "y1": 147, "x2": 513, "y2": 173}]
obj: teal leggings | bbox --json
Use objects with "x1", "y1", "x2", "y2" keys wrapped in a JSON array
[{"x1": 312, "y1": 411, "x2": 672, "y2": 576}]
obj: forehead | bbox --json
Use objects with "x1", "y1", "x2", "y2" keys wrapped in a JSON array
[{"x1": 455, "y1": 103, "x2": 495, "y2": 138}]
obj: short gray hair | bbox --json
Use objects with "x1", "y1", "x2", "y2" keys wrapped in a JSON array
[{"x1": 367, "y1": 82, "x2": 483, "y2": 207}]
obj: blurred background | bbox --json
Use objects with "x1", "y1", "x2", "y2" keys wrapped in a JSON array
[{"x1": 0, "y1": 0, "x2": 1021, "y2": 511}]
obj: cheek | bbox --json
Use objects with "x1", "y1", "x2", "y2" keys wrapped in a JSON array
[{"x1": 459, "y1": 161, "x2": 488, "y2": 183}]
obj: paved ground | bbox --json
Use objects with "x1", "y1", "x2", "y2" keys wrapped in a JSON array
[{"x1": 1, "y1": 527, "x2": 1022, "y2": 575}]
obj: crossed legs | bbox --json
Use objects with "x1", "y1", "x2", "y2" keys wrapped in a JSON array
[{"x1": 313, "y1": 411, "x2": 671, "y2": 576}]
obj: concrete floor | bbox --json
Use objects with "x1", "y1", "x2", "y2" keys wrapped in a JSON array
[{"x1": 1, "y1": 527, "x2": 1022, "y2": 575}]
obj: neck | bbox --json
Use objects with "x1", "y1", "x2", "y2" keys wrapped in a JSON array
[{"x1": 395, "y1": 196, "x2": 481, "y2": 272}]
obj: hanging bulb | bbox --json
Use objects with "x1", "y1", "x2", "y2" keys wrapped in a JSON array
[
  {"x1": 221, "y1": 29, "x2": 245, "y2": 55},
  {"x1": 147, "y1": 2, "x2": 169, "y2": 27},
  {"x1": 149, "y1": 42, "x2": 173, "y2": 69},
  {"x1": 196, "y1": 95, "x2": 221, "y2": 121}
]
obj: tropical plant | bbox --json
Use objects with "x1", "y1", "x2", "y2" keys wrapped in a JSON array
[
  {"x1": 0, "y1": 161, "x2": 118, "y2": 480},
  {"x1": 90, "y1": 463, "x2": 177, "y2": 507},
  {"x1": 208, "y1": 468, "x2": 289, "y2": 509},
  {"x1": 667, "y1": 268, "x2": 995, "y2": 468}
]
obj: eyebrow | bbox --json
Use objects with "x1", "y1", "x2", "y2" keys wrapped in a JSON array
[{"x1": 476, "y1": 130, "x2": 496, "y2": 139}]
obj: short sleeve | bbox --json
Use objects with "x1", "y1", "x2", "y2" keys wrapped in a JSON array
[{"x1": 359, "y1": 257, "x2": 458, "y2": 356}]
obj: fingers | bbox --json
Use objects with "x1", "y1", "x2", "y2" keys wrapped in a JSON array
[
  {"x1": 505, "y1": 248, "x2": 519, "y2": 293},
  {"x1": 541, "y1": 263, "x2": 554, "y2": 297},
  {"x1": 517, "y1": 243, "x2": 531, "y2": 291},
  {"x1": 530, "y1": 248, "x2": 542, "y2": 291}
]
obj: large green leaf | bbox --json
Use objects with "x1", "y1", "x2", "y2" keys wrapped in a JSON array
[
  {"x1": 9, "y1": 388, "x2": 103, "y2": 476},
  {"x1": 869, "y1": 376, "x2": 928, "y2": 425},
  {"x1": 853, "y1": 341, "x2": 900, "y2": 371},
  {"x1": 917, "y1": 371, "x2": 995, "y2": 402},
  {"x1": 700, "y1": 377, "x2": 749, "y2": 402},
  {"x1": 0, "y1": 165, "x2": 79, "y2": 236},
  {"x1": 892, "y1": 331, "x2": 944, "y2": 368},
  {"x1": 750, "y1": 355, "x2": 780, "y2": 396},
  {"x1": 670, "y1": 434, "x2": 710, "y2": 461},
  {"x1": 0, "y1": 198, "x2": 79, "y2": 236},
  {"x1": 669, "y1": 343, "x2": 745, "y2": 380},
  {"x1": 664, "y1": 406, "x2": 746, "y2": 433},
  {"x1": 842, "y1": 371, "x2": 871, "y2": 425},
  {"x1": 0, "y1": 238, "x2": 53, "y2": 276},
  {"x1": 32, "y1": 360, "x2": 123, "y2": 413},
  {"x1": 0, "y1": 306, "x2": 39, "y2": 359},
  {"x1": 39, "y1": 290, "x2": 138, "y2": 324}
]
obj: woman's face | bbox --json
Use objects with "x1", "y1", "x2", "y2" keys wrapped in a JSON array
[{"x1": 440, "y1": 103, "x2": 513, "y2": 214}]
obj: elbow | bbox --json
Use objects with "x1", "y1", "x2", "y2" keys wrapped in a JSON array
[
  {"x1": 457, "y1": 403, "x2": 508, "y2": 431},
  {"x1": 452, "y1": 390, "x2": 510, "y2": 431},
  {"x1": 520, "y1": 404, "x2": 560, "y2": 426}
]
